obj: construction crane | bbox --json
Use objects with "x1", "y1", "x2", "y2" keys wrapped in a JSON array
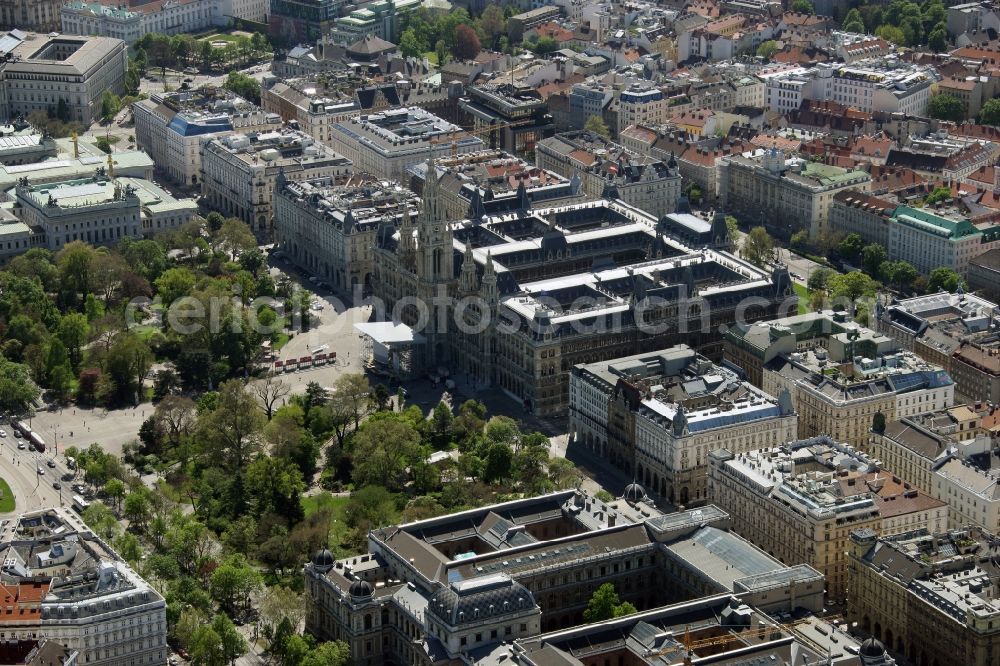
[
  {"x1": 648, "y1": 615, "x2": 844, "y2": 662},
  {"x1": 429, "y1": 119, "x2": 533, "y2": 156}
]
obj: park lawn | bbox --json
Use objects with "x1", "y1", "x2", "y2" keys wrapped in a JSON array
[
  {"x1": 273, "y1": 332, "x2": 290, "y2": 351},
  {"x1": 793, "y1": 283, "x2": 811, "y2": 315},
  {"x1": 303, "y1": 492, "x2": 355, "y2": 557},
  {"x1": 423, "y1": 51, "x2": 439, "y2": 65},
  {"x1": 131, "y1": 325, "x2": 160, "y2": 341},
  {"x1": 199, "y1": 33, "x2": 241, "y2": 44},
  {"x1": 0, "y1": 478, "x2": 16, "y2": 512}
]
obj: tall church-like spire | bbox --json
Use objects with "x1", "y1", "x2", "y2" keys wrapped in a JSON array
[
  {"x1": 398, "y1": 204, "x2": 416, "y2": 268},
  {"x1": 480, "y1": 251, "x2": 498, "y2": 305},
  {"x1": 420, "y1": 156, "x2": 443, "y2": 227},
  {"x1": 416, "y1": 157, "x2": 454, "y2": 282},
  {"x1": 459, "y1": 241, "x2": 478, "y2": 293}
]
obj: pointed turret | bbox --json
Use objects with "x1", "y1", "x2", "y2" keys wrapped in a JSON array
[
  {"x1": 711, "y1": 209, "x2": 729, "y2": 247},
  {"x1": 516, "y1": 178, "x2": 530, "y2": 211},
  {"x1": 459, "y1": 241, "x2": 478, "y2": 293},
  {"x1": 672, "y1": 403, "x2": 688, "y2": 437},
  {"x1": 468, "y1": 187, "x2": 487, "y2": 221},
  {"x1": 676, "y1": 194, "x2": 691, "y2": 214},
  {"x1": 398, "y1": 205, "x2": 415, "y2": 255},
  {"x1": 421, "y1": 156, "x2": 443, "y2": 225},
  {"x1": 480, "y1": 250, "x2": 498, "y2": 305},
  {"x1": 778, "y1": 388, "x2": 794, "y2": 416},
  {"x1": 682, "y1": 264, "x2": 696, "y2": 296}
]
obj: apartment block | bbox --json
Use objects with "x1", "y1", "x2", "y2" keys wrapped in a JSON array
[
  {"x1": 405, "y1": 150, "x2": 582, "y2": 221},
  {"x1": 569, "y1": 345, "x2": 797, "y2": 507},
  {"x1": 764, "y1": 344, "x2": 954, "y2": 447},
  {"x1": 849, "y1": 526, "x2": 1000, "y2": 666},
  {"x1": 867, "y1": 406, "x2": 991, "y2": 496},
  {"x1": 61, "y1": 0, "x2": 226, "y2": 45},
  {"x1": 200, "y1": 129, "x2": 352, "y2": 237},
  {"x1": 0, "y1": 33, "x2": 127, "y2": 127},
  {"x1": 134, "y1": 89, "x2": 281, "y2": 187},
  {"x1": 709, "y1": 437, "x2": 947, "y2": 601},
  {"x1": 875, "y1": 291, "x2": 1000, "y2": 404},
  {"x1": 720, "y1": 147, "x2": 871, "y2": 239},
  {"x1": 536, "y1": 131, "x2": 682, "y2": 218},
  {"x1": 273, "y1": 176, "x2": 418, "y2": 294},
  {"x1": 327, "y1": 107, "x2": 483, "y2": 183},
  {"x1": 0, "y1": 508, "x2": 167, "y2": 666}
]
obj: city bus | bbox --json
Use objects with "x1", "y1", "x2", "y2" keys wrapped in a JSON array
[
  {"x1": 28, "y1": 431, "x2": 45, "y2": 453},
  {"x1": 72, "y1": 495, "x2": 90, "y2": 513}
]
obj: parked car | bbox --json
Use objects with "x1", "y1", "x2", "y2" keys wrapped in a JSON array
[
  {"x1": 52, "y1": 482, "x2": 60, "y2": 490},
  {"x1": 47, "y1": 460, "x2": 55, "y2": 468},
  {"x1": 17, "y1": 442, "x2": 25, "y2": 450}
]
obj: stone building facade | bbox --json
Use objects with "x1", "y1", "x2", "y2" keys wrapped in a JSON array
[
  {"x1": 709, "y1": 436, "x2": 947, "y2": 601},
  {"x1": 304, "y1": 490, "x2": 825, "y2": 666},
  {"x1": 848, "y1": 527, "x2": 1000, "y2": 666},
  {"x1": 569, "y1": 345, "x2": 797, "y2": 506},
  {"x1": 200, "y1": 129, "x2": 351, "y2": 237},
  {"x1": 371, "y1": 164, "x2": 794, "y2": 416}
]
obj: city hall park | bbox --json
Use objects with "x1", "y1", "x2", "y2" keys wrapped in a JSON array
[
  {"x1": 0, "y1": 478, "x2": 15, "y2": 513},
  {"x1": 194, "y1": 30, "x2": 255, "y2": 47},
  {"x1": 793, "y1": 282, "x2": 811, "y2": 315},
  {"x1": 302, "y1": 492, "x2": 354, "y2": 558}
]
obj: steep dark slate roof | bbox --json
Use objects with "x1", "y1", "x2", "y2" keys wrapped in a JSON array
[
  {"x1": 427, "y1": 574, "x2": 535, "y2": 627},
  {"x1": 347, "y1": 34, "x2": 397, "y2": 57}
]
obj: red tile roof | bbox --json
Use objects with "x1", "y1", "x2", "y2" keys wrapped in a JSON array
[{"x1": 0, "y1": 582, "x2": 49, "y2": 625}]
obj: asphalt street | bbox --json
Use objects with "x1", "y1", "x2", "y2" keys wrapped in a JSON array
[{"x1": 0, "y1": 423, "x2": 82, "y2": 518}]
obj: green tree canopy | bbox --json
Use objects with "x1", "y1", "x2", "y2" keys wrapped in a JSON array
[
  {"x1": 300, "y1": 641, "x2": 351, "y2": 666},
  {"x1": 0, "y1": 356, "x2": 40, "y2": 413},
  {"x1": 351, "y1": 415, "x2": 422, "y2": 490},
  {"x1": 756, "y1": 40, "x2": 780, "y2": 60},
  {"x1": 398, "y1": 28, "x2": 424, "y2": 58},
  {"x1": 872, "y1": 411, "x2": 886, "y2": 435},
  {"x1": 928, "y1": 93, "x2": 965, "y2": 122},
  {"x1": 860, "y1": 243, "x2": 888, "y2": 276},
  {"x1": 101, "y1": 91, "x2": 121, "y2": 123},
  {"x1": 927, "y1": 266, "x2": 963, "y2": 293},
  {"x1": 981, "y1": 98, "x2": 1000, "y2": 126},
  {"x1": 842, "y1": 8, "x2": 865, "y2": 32},
  {"x1": 223, "y1": 71, "x2": 261, "y2": 105},
  {"x1": 790, "y1": 0, "x2": 814, "y2": 13},
  {"x1": 927, "y1": 25, "x2": 947, "y2": 52},
  {"x1": 583, "y1": 583, "x2": 638, "y2": 623},
  {"x1": 584, "y1": 115, "x2": 610, "y2": 138},
  {"x1": 875, "y1": 25, "x2": 906, "y2": 45},
  {"x1": 740, "y1": 226, "x2": 775, "y2": 268},
  {"x1": 828, "y1": 271, "x2": 879, "y2": 303},
  {"x1": 925, "y1": 186, "x2": 953, "y2": 205},
  {"x1": 881, "y1": 260, "x2": 918, "y2": 291},
  {"x1": 807, "y1": 267, "x2": 836, "y2": 292},
  {"x1": 838, "y1": 233, "x2": 865, "y2": 262}
]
